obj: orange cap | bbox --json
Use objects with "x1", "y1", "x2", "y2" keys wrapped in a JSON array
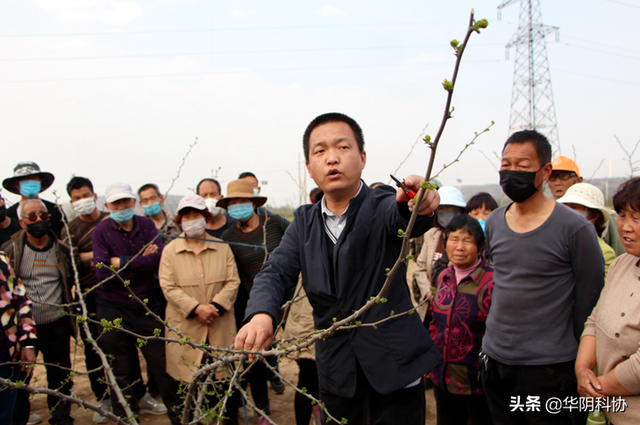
[{"x1": 551, "y1": 156, "x2": 580, "y2": 178}]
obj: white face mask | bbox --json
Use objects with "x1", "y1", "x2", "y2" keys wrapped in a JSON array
[
  {"x1": 204, "y1": 198, "x2": 222, "y2": 217},
  {"x1": 182, "y1": 217, "x2": 207, "y2": 237},
  {"x1": 72, "y1": 197, "x2": 97, "y2": 216}
]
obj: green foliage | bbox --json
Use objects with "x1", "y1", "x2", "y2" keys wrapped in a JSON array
[
  {"x1": 472, "y1": 18, "x2": 489, "y2": 33},
  {"x1": 137, "y1": 338, "x2": 147, "y2": 347},
  {"x1": 100, "y1": 318, "x2": 112, "y2": 331},
  {"x1": 153, "y1": 328, "x2": 162, "y2": 337},
  {"x1": 406, "y1": 254, "x2": 414, "y2": 260},
  {"x1": 423, "y1": 134, "x2": 432, "y2": 146},
  {"x1": 397, "y1": 229, "x2": 405, "y2": 238},
  {"x1": 422, "y1": 181, "x2": 437, "y2": 191},
  {"x1": 442, "y1": 79, "x2": 453, "y2": 92},
  {"x1": 113, "y1": 318, "x2": 122, "y2": 328},
  {"x1": 76, "y1": 316, "x2": 87, "y2": 324}
]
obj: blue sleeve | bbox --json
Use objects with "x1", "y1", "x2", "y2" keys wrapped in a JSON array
[{"x1": 244, "y1": 214, "x2": 302, "y2": 327}]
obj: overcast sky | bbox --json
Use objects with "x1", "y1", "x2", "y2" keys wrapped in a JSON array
[{"x1": 1, "y1": 0, "x2": 638, "y2": 207}]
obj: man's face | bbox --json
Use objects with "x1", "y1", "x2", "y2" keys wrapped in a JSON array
[
  {"x1": 106, "y1": 198, "x2": 135, "y2": 211},
  {"x1": 500, "y1": 142, "x2": 551, "y2": 190},
  {"x1": 14, "y1": 175, "x2": 42, "y2": 192},
  {"x1": 198, "y1": 181, "x2": 222, "y2": 200},
  {"x1": 19, "y1": 200, "x2": 48, "y2": 231},
  {"x1": 548, "y1": 170, "x2": 580, "y2": 200},
  {"x1": 241, "y1": 176, "x2": 260, "y2": 194},
  {"x1": 306, "y1": 121, "x2": 366, "y2": 197},
  {"x1": 139, "y1": 188, "x2": 163, "y2": 207},
  {"x1": 70, "y1": 186, "x2": 96, "y2": 204}
]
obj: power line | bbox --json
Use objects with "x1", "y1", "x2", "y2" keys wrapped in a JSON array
[
  {"x1": 552, "y1": 68, "x2": 640, "y2": 86},
  {"x1": 559, "y1": 42, "x2": 640, "y2": 60},
  {"x1": 0, "y1": 21, "x2": 460, "y2": 38},
  {"x1": 600, "y1": 0, "x2": 640, "y2": 9},
  {"x1": 0, "y1": 59, "x2": 503, "y2": 84},
  {"x1": 0, "y1": 43, "x2": 504, "y2": 63},
  {"x1": 562, "y1": 35, "x2": 640, "y2": 54}
]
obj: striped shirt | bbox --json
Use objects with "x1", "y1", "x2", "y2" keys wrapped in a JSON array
[
  {"x1": 19, "y1": 240, "x2": 64, "y2": 325},
  {"x1": 222, "y1": 214, "x2": 289, "y2": 286}
]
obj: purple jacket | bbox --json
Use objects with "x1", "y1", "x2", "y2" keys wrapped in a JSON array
[
  {"x1": 430, "y1": 257, "x2": 494, "y2": 395},
  {"x1": 93, "y1": 216, "x2": 163, "y2": 304}
]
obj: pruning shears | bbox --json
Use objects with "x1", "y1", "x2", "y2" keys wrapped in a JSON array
[{"x1": 389, "y1": 174, "x2": 416, "y2": 198}]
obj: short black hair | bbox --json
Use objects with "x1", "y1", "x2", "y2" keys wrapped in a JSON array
[
  {"x1": 238, "y1": 172, "x2": 257, "y2": 180},
  {"x1": 443, "y1": 214, "x2": 485, "y2": 252},
  {"x1": 66, "y1": 176, "x2": 94, "y2": 196},
  {"x1": 309, "y1": 187, "x2": 323, "y2": 204},
  {"x1": 502, "y1": 130, "x2": 552, "y2": 167},
  {"x1": 464, "y1": 192, "x2": 499, "y2": 215},
  {"x1": 137, "y1": 183, "x2": 160, "y2": 197},
  {"x1": 303, "y1": 112, "x2": 364, "y2": 163},
  {"x1": 196, "y1": 178, "x2": 222, "y2": 195},
  {"x1": 614, "y1": 177, "x2": 640, "y2": 214}
]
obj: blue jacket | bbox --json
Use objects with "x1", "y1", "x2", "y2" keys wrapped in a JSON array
[{"x1": 245, "y1": 183, "x2": 441, "y2": 397}]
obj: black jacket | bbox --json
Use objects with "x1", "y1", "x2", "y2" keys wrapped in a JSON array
[{"x1": 245, "y1": 183, "x2": 441, "y2": 397}]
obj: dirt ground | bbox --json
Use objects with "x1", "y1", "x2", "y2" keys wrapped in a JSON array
[
  {"x1": 28, "y1": 348, "x2": 437, "y2": 425},
  {"x1": 29, "y1": 261, "x2": 437, "y2": 424}
]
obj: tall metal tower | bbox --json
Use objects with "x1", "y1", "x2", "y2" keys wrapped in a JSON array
[{"x1": 498, "y1": 0, "x2": 561, "y2": 153}]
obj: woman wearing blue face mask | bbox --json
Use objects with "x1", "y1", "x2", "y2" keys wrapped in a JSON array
[
  {"x1": 463, "y1": 192, "x2": 499, "y2": 235},
  {"x1": 218, "y1": 179, "x2": 290, "y2": 424}
]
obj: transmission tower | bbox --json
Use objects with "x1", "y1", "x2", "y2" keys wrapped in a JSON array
[{"x1": 498, "y1": 0, "x2": 561, "y2": 153}]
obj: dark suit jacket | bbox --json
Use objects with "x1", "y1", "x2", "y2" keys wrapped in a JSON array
[{"x1": 245, "y1": 183, "x2": 441, "y2": 397}]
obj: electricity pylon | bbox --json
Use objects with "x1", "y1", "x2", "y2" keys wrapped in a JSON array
[{"x1": 498, "y1": 0, "x2": 561, "y2": 153}]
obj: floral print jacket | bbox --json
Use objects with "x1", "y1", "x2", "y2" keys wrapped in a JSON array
[
  {"x1": 0, "y1": 251, "x2": 36, "y2": 360},
  {"x1": 429, "y1": 257, "x2": 494, "y2": 395}
]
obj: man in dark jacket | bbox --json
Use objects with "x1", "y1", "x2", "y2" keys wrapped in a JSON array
[
  {"x1": 235, "y1": 112, "x2": 441, "y2": 424},
  {"x1": 3, "y1": 199, "x2": 76, "y2": 425},
  {"x1": 92, "y1": 182, "x2": 180, "y2": 424}
]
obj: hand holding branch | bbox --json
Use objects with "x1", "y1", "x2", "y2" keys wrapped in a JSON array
[
  {"x1": 234, "y1": 313, "x2": 274, "y2": 361},
  {"x1": 396, "y1": 175, "x2": 440, "y2": 215}
]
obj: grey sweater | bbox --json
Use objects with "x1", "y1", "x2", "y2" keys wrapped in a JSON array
[{"x1": 483, "y1": 202, "x2": 605, "y2": 365}]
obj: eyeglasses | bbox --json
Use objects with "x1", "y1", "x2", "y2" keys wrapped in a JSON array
[
  {"x1": 21, "y1": 211, "x2": 50, "y2": 222},
  {"x1": 548, "y1": 172, "x2": 577, "y2": 181}
]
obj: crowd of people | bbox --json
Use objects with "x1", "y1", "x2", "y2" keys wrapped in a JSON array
[{"x1": 0, "y1": 112, "x2": 638, "y2": 425}]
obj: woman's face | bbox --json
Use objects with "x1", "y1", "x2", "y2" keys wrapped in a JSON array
[
  {"x1": 445, "y1": 229, "x2": 480, "y2": 269},
  {"x1": 181, "y1": 209, "x2": 204, "y2": 223},
  {"x1": 618, "y1": 208, "x2": 640, "y2": 257},
  {"x1": 565, "y1": 203, "x2": 600, "y2": 226},
  {"x1": 468, "y1": 205, "x2": 493, "y2": 221}
]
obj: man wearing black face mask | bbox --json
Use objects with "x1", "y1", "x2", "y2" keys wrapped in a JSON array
[
  {"x1": 1, "y1": 199, "x2": 76, "y2": 425},
  {"x1": 480, "y1": 130, "x2": 605, "y2": 425}
]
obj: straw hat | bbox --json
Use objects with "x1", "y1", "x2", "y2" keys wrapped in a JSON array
[
  {"x1": 216, "y1": 179, "x2": 267, "y2": 209},
  {"x1": 3, "y1": 161, "x2": 55, "y2": 195},
  {"x1": 557, "y1": 183, "x2": 612, "y2": 222}
]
